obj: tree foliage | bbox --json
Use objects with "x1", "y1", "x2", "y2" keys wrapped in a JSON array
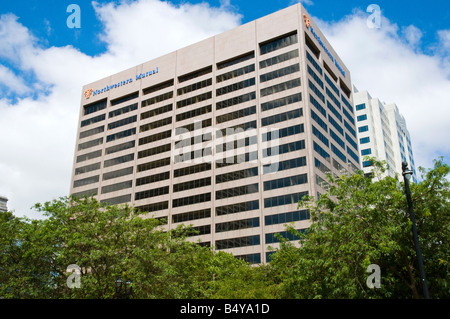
[
  {"x1": 270, "y1": 157, "x2": 450, "y2": 299},
  {"x1": 0, "y1": 157, "x2": 448, "y2": 299}
]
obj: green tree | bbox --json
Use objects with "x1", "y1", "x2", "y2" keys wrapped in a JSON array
[
  {"x1": 1, "y1": 196, "x2": 276, "y2": 299},
  {"x1": 270, "y1": 157, "x2": 450, "y2": 299}
]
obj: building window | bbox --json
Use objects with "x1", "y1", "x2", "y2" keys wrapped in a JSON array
[
  {"x1": 137, "y1": 157, "x2": 170, "y2": 172},
  {"x1": 109, "y1": 103, "x2": 138, "y2": 118},
  {"x1": 260, "y1": 78, "x2": 301, "y2": 97},
  {"x1": 360, "y1": 137, "x2": 370, "y2": 144},
  {"x1": 139, "y1": 130, "x2": 171, "y2": 146},
  {"x1": 106, "y1": 128, "x2": 136, "y2": 142},
  {"x1": 177, "y1": 91, "x2": 212, "y2": 109},
  {"x1": 312, "y1": 125, "x2": 329, "y2": 147},
  {"x1": 217, "y1": 52, "x2": 254, "y2": 70},
  {"x1": 76, "y1": 150, "x2": 102, "y2": 163},
  {"x1": 362, "y1": 160, "x2": 372, "y2": 168},
  {"x1": 135, "y1": 201, "x2": 169, "y2": 213},
  {"x1": 357, "y1": 114, "x2": 368, "y2": 122},
  {"x1": 313, "y1": 141, "x2": 330, "y2": 162},
  {"x1": 172, "y1": 193, "x2": 211, "y2": 208},
  {"x1": 216, "y1": 64, "x2": 255, "y2": 83},
  {"x1": 260, "y1": 64, "x2": 300, "y2": 83},
  {"x1": 264, "y1": 210, "x2": 310, "y2": 226},
  {"x1": 141, "y1": 91, "x2": 173, "y2": 107},
  {"x1": 216, "y1": 105, "x2": 256, "y2": 124},
  {"x1": 135, "y1": 185, "x2": 169, "y2": 201},
  {"x1": 358, "y1": 125, "x2": 369, "y2": 133},
  {"x1": 84, "y1": 99, "x2": 106, "y2": 116},
  {"x1": 263, "y1": 140, "x2": 305, "y2": 157},
  {"x1": 215, "y1": 151, "x2": 258, "y2": 168},
  {"x1": 141, "y1": 104, "x2": 173, "y2": 120},
  {"x1": 73, "y1": 175, "x2": 99, "y2": 188},
  {"x1": 263, "y1": 173, "x2": 308, "y2": 191},
  {"x1": 110, "y1": 92, "x2": 139, "y2": 106},
  {"x1": 215, "y1": 200, "x2": 259, "y2": 216},
  {"x1": 75, "y1": 162, "x2": 101, "y2": 175},
  {"x1": 81, "y1": 113, "x2": 105, "y2": 128},
  {"x1": 108, "y1": 115, "x2": 137, "y2": 130},
  {"x1": 136, "y1": 171, "x2": 170, "y2": 186},
  {"x1": 216, "y1": 235, "x2": 260, "y2": 250},
  {"x1": 177, "y1": 104, "x2": 212, "y2": 122},
  {"x1": 101, "y1": 194, "x2": 132, "y2": 206},
  {"x1": 104, "y1": 153, "x2": 134, "y2": 168},
  {"x1": 174, "y1": 162, "x2": 211, "y2": 178},
  {"x1": 265, "y1": 229, "x2": 306, "y2": 244},
  {"x1": 143, "y1": 79, "x2": 174, "y2": 95},
  {"x1": 177, "y1": 78, "x2": 212, "y2": 96},
  {"x1": 261, "y1": 93, "x2": 301, "y2": 112},
  {"x1": 261, "y1": 108, "x2": 303, "y2": 127},
  {"x1": 263, "y1": 156, "x2": 306, "y2": 174},
  {"x1": 138, "y1": 143, "x2": 171, "y2": 159},
  {"x1": 216, "y1": 167, "x2": 258, "y2": 184},
  {"x1": 178, "y1": 66, "x2": 212, "y2": 83},
  {"x1": 173, "y1": 177, "x2": 211, "y2": 192},
  {"x1": 102, "y1": 180, "x2": 133, "y2": 194},
  {"x1": 331, "y1": 143, "x2": 346, "y2": 163},
  {"x1": 216, "y1": 91, "x2": 256, "y2": 110},
  {"x1": 311, "y1": 109, "x2": 328, "y2": 132},
  {"x1": 260, "y1": 49, "x2": 299, "y2": 69},
  {"x1": 216, "y1": 183, "x2": 259, "y2": 200},
  {"x1": 103, "y1": 166, "x2": 134, "y2": 181},
  {"x1": 172, "y1": 208, "x2": 211, "y2": 224},
  {"x1": 139, "y1": 117, "x2": 172, "y2": 133},
  {"x1": 310, "y1": 94, "x2": 326, "y2": 117},
  {"x1": 260, "y1": 32, "x2": 298, "y2": 55},
  {"x1": 262, "y1": 124, "x2": 304, "y2": 142},
  {"x1": 264, "y1": 192, "x2": 308, "y2": 208},
  {"x1": 215, "y1": 217, "x2": 260, "y2": 233},
  {"x1": 78, "y1": 137, "x2": 103, "y2": 151},
  {"x1": 361, "y1": 148, "x2": 372, "y2": 156},
  {"x1": 356, "y1": 103, "x2": 366, "y2": 111},
  {"x1": 79, "y1": 125, "x2": 104, "y2": 139}
]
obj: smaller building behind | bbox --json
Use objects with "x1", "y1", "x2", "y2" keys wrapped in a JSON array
[{"x1": 353, "y1": 86, "x2": 417, "y2": 182}]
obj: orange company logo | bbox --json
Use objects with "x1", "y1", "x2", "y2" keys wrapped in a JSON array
[
  {"x1": 84, "y1": 88, "x2": 93, "y2": 99},
  {"x1": 303, "y1": 14, "x2": 310, "y2": 28}
]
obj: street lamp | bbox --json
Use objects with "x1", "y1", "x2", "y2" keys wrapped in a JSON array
[
  {"x1": 115, "y1": 277, "x2": 132, "y2": 299},
  {"x1": 402, "y1": 161, "x2": 429, "y2": 299}
]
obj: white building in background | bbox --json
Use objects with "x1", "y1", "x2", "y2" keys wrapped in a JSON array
[
  {"x1": 0, "y1": 195, "x2": 8, "y2": 213},
  {"x1": 353, "y1": 87, "x2": 417, "y2": 182}
]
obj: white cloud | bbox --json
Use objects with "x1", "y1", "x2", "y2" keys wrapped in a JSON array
[
  {"x1": 0, "y1": 65, "x2": 30, "y2": 95},
  {"x1": 315, "y1": 10, "x2": 450, "y2": 172},
  {"x1": 0, "y1": 0, "x2": 241, "y2": 219}
]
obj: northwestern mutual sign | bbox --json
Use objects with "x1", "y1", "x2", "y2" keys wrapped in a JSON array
[
  {"x1": 87, "y1": 67, "x2": 159, "y2": 99},
  {"x1": 309, "y1": 26, "x2": 346, "y2": 77}
]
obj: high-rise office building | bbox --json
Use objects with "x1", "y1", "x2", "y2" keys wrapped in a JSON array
[
  {"x1": 70, "y1": 3, "x2": 360, "y2": 263},
  {"x1": 353, "y1": 87, "x2": 417, "y2": 182}
]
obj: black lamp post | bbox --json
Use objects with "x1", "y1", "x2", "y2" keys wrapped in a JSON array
[
  {"x1": 115, "y1": 277, "x2": 132, "y2": 299},
  {"x1": 402, "y1": 161, "x2": 429, "y2": 299}
]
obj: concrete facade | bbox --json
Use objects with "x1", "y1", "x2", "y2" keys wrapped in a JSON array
[
  {"x1": 353, "y1": 87, "x2": 417, "y2": 182},
  {"x1": 70, "y1": 4, "x2": 360, "y2": 263}
]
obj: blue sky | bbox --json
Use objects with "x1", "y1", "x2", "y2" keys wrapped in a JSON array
[
  {"x1": 0, "y1": 0, "x2": 449, "y2": 218},
  {"x1": 2, "y1": 0, "x2": 448, "y2": 58}
]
